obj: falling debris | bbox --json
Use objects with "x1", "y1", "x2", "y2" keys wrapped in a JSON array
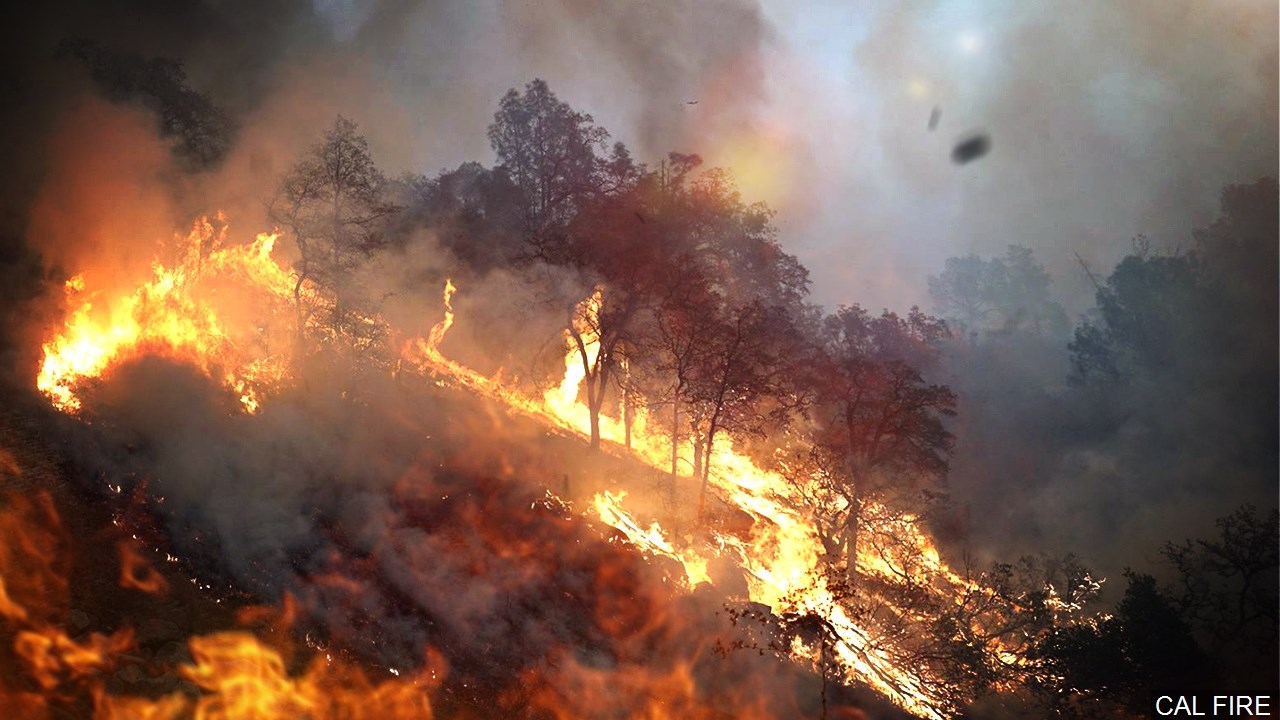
[
  {"x1": 928, "y1": 106, "x2": 941, "y2": 131},
  {"x1": 951, "y1": 131, "x2": 991, "y2": 164}
]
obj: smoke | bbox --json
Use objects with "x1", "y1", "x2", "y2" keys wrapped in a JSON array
[
  {"x1": 0, "y1": 0, "x2": 1273, "y2": 689},
  {"x1": 4, "y1": 0, "x2": 1275, "y2": 316},
  {"x1": 47, "y1": 346, "x2": 852, "y2": 715},
  {"x1": 933, "y1": 179, "x2": 1279, "y2": 586},
  {"x1": 0, "y1": 0, "x2": 779, "y2": 374},
  {"x1": 775, "y1": 0, "x2": 1277, "y2": 313},
  {"x1": 26, "y1": 97, "x2": 181, "y2": 285}
]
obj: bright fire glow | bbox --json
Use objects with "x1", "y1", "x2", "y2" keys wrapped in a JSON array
[
  {"x1": 0, "y1": 490, "x2": 442, "y2": 718},
  {"x1": 37, "y1": 217, "x2": 297, "y2": 413},
  {"x1": 405, "y1": 281, "x2": 1022, "y2": 719},
  {"x1": 29, "y1": 218, "x2": 1027, "y2": 718}
]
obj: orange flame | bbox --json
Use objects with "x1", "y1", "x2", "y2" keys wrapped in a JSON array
[
  {"x1": 0, "y1": 482, "x2": 443, "y2": 719},
  {"x1": 117, "y1": 540, "x2": 169, "y2": 596},
  {"x1": 28, "y1": 222, "x2": 1028, "y2": 717},
  {"x1": 37, "y1": 216, "x2": 296, "y2": 413},
  {"x1": 402, "y1": 281, "x2": 1025, "y2": 718},
  {"x1": 592, "y1": 491, "x2": 711, "y2": 588}
]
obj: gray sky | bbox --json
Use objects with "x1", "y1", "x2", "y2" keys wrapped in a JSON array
[{"x1": 758, "y1": 0, "x2": 1278, "y2": 314}]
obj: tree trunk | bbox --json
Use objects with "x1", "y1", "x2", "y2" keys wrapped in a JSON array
[
  {"x1": 844, "y1": 497, "x2": 860, "y2": 586},
  {"x1": 696, "y1": 431, "x2": 715, "y2": 525},
  {"x1": 669, "y1": 403, "x2": 680, "y2": 477},
  {"x1": 669, "y1": 401, "x2": 679, "y2": 531},
  {"x1": 844, "y1": 458, "x2": 863, "y2": 586},
  {"x1": 587, "y1": 357, "x2": 609, "y2": 451},
  {"x1": 570, "y1": 325, "x2": 602, "y2": 451},
  {"x1": 586, "y1": 380, "x2": 601, "y2": 450},
  {"x1": 691, "y1": 434, "x2": 704, "y2": 489},
  {"x1": 844, "y1": 409, "x2": 863, "y2": 586},
  {"x1": 589, "y1": 408, "x2": 601, "y2": 449},
  {"x1": 293, "y1": 274, "x2": 307, "y2": 355},
  {"x1": 622, "y1": 380, "x2": 633, "y2": 450}
]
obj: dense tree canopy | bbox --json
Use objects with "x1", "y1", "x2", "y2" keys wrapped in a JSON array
[
  {"x1": 487, "y1": 79, "x2": 636, "y2": 259},
  {"x1": 800, "y1": 306, "x2": 956, "y2": 577}
]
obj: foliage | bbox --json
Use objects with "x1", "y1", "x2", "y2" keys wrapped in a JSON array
[
  {"x1": 487, "y1": 78, "x2": 634, "y2": 258},
  {"x1": 1070, "y1": 180, "x2": 1277, "y2": 393},
  {"x1": 60, "y1": 38, "x2": 235, "y2": 170},
  {"x1": 927, "y1": 245, "x2": 1067, "y2": 338},
  {"x1": 1068, "y1": 246, "x2": 1207, "y2": 384},
  {"x1": 269, "y1": 116, "x2": 398, "y2": 376},
  {"x1": 484, "y1": 83, "x2": 815, "y2": 461},
  {"x1": 796, "y1": 306, "x2": 955, "y2": 576},
  {"x1": 1162, "y1": 505, "x2": 1279, "y2": 686},
  {"x1": 1031, "y1": 571, "x2": 1211, "y2": 717},
  {"x1": 397, "y1": 162, "x2": 525, "y2": 274}
]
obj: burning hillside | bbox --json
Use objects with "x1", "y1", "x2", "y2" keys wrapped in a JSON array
[
  {"x1": 37, "y1": 217, "x2": 296, "y2": 415},
  {"x1": 0, "y1": 19, "x2": 1274, "y2": 717},
  {"x1": 1, "y1": 208, "x2": 1103, "y2": 720},
  {"x1": 2, "y1": 215, "x2": 884, "y2": 718}
]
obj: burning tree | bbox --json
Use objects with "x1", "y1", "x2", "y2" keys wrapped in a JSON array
[
  {"x1": 486, "y1": 82, "x2": 811, "y2": 468},
  {"x1": 18, "y1": 63, "x2": 1266, "y2": 720},
  {"x1": 685, "y1": 300, "x2": 795, "y2": 524},
  {"x1": 637, "y1": 238, "x2": 716, "y2": 513},
  {"x1": 802, "y1": 306, "x2": 956, "y2": 584}
]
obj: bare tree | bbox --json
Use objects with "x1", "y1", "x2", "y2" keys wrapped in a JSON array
[{"x1": 270, "y1": 116, "x2": 397, "y2": 374}]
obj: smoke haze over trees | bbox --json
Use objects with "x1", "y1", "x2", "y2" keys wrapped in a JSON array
[{"x1": 0, "y1": 1, "x2": 1275, "y2": 717}]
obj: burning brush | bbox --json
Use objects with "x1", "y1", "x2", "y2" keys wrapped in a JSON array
[{"x1": 4, "y1": 214, "x2": 1047, "y2": 719}]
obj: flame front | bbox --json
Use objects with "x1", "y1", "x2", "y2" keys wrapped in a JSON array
[
  {"x1": 406, "y1": 281, "x2": 1022, "y2": 718},
  {"x1": 0, "y1": 485, "x2": 442, "y2": 719},
  {"x1": 28, "y1": 216, "x2": 1028, "y2": 717},
  {"x1": 37, "y1": 216, "x2": 296, "y2": 413}
]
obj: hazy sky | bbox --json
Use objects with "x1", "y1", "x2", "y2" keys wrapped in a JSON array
[
  {"x1": 739, "y1": 0, "x2": 1277, "y2": 313},
  {"x1": 295, "y1": 0, "x2": 1276, "y2": 315},
  {"x1": 11, "y1": 0, "x2": 1275, "y2": 316}
]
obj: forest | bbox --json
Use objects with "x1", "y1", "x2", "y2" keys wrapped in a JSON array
[{"x1": 0, "y1": 8, "x2": 1275, "y2": 720}]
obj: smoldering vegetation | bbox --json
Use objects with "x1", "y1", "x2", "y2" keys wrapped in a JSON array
[{"x1": 30, "y1": 356, "x2": 876, "y2": 718}]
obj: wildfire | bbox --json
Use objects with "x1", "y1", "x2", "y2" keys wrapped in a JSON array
[
  {"x1": 405, "y1": 280, "x2": 1019, "y2": 719},
  {"x1": 28, "y1": 214, "x2": 1025, "y2": 718},
  {"x1": 0, "y1": 485, "x2": 443, "y2": 719},
  {"x1": 117, "y1": 540, "x2": 169, "y2": 596},
  {"x1": 592, "y1": 491, "x2": 712, "y2": 588},
  {"x1": 37, "y1": 216, "x2": 296, "y2": 414}
]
